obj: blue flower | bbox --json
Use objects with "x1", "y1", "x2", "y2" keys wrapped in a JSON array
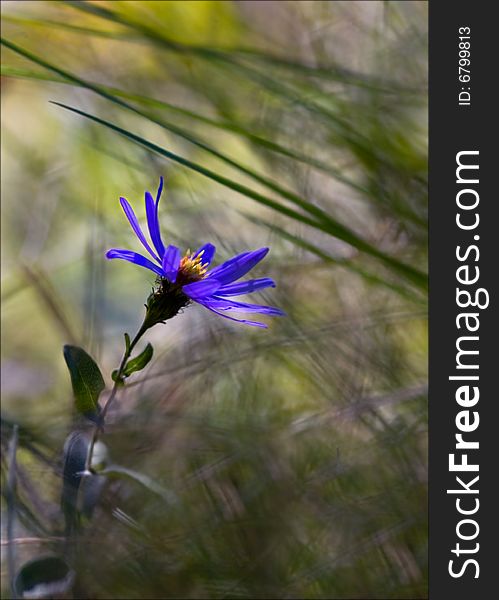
[{"x1": 106, "y1": 178, "x2": 284, "y2": 328}]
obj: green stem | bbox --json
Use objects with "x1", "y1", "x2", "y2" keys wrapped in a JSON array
[{"x1": 85, "y1": 319, "x2": 149, "y2": 472}]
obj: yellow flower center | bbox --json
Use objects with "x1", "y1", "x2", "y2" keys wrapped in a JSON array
[{"x1": 177, "y1": 249, "x2": 208, "y2": 285}]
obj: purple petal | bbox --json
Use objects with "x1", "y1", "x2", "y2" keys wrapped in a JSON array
[
  {"x1": 217, "y1": 277, "x2": 276, "y2": 297},
  {"x1": 119, "y1": 197, "x2": 160, "y2": 263},
  {"x1": 182, "y1": 279, "x2": 222, "y2": 299},
  {"x1": 162, "y1": 245, "x2": 181, "y2": 282},
  {"x1": 195, "y1": 300, "x2": 268, "y2": 328},
  {"x1": 206, "y1": 248, "x2": 269, "y2": 285},
  {"x1": 204, "y1": 296, "x2": 285, "y2": 316},
  {"x1": 193, "y1": 243, "x2": 216, "y2": 266},
  {"x1": 206, "y1": 251, "x2": 250, "y2": 278},
  {"x1": 156, "y1": 176, "x2": 164, "y2": 204},
  {"x1": 106, "y1": 249, "x2": 164, "y2": 277},
  {"x1": 145, "y1": 191, "x2": 165, "y2": 258}
]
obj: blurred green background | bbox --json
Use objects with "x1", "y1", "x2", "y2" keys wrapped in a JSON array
[{"x1": 1, "y1": 1, "x2": 428, "y2": 598}]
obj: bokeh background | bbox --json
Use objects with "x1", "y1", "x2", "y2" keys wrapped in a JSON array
[{"x1": 1, "y1": 1, "x2": 428, "y2": 598}]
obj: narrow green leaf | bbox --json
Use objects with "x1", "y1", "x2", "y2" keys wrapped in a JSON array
[
  {"x1": 243, "y1": 213, "x2": 418, "y2": 301},
  {"x1": 52, "y1": 101, "x2": 428, "y2": 290},
  {"x1": 0, "y1": 64, "x2": 366, "y2": 193},
  {"x1": 1, "y1": 12, "x2": 129, "y2": 40},
  {"x1": 124, "y1": 332, "x2": 131, "y2": 354},
  {"x1": 64, "y1": 1, "x2": 413, "y2": 93},
  {"x1": 0, "y1": 37, "x2": 427, "y2": 290},
  {"x1": 123, "y1": 343, "x2": 153, "y2": 377},
  {"x1": 63, "y1": 345, "x2": 105, "y2": 420},
  {"x1": 1, "y1": 39, "x2": 335, "y2": 225}
]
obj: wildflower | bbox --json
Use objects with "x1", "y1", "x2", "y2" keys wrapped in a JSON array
[{"x1": 106, "y1": 178, "x2": 284, "y2": 328}]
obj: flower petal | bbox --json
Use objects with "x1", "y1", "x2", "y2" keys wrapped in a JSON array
[
  {"x1": 182, "y1": 279, "x2": 222, "y2": 299},
  {"x1": 155, "y1": 176, "x2": 164, "y2": 204},
  {"x1": 217, "y1": 277, "x2": 276, "y2": 297},
  {"x1": 145, "y1": 190, "x2": 165, "y2": 258},
  {"x1": 206, "y1": 248, "x2": 269, "y2": 285},
  {"x1": 195, "y1": 300, "x2": 268, "y2": 328},
  {"x1": 193, "y1": 243, "x2": 216, "y2": 266},
  {"x1": 120, "y1": 197, "x2": 160, "y2": 263},
  {"x1": 161, "y1": 244, "x2": 181, "y2": 282},
  {"x1": 206, "y1": 251, "x2": 250, "y2": 278},
  {"x1": 106, "y1": 249, "x2": 164, "y2": 277},
  {"x1": 205, "y1": 296, "x2": 285, "y2": 316}
]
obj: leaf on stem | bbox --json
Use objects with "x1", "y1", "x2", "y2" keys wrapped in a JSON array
[
  {"x1": 63, "y1": 345, "x2": 105, "y2": 423},
  {"x1": 124, "y1": 332, "x2": 131, "y2": 354},
  {"x1": 123, "y1": 343, "x2": 154, "y2": 377}
]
